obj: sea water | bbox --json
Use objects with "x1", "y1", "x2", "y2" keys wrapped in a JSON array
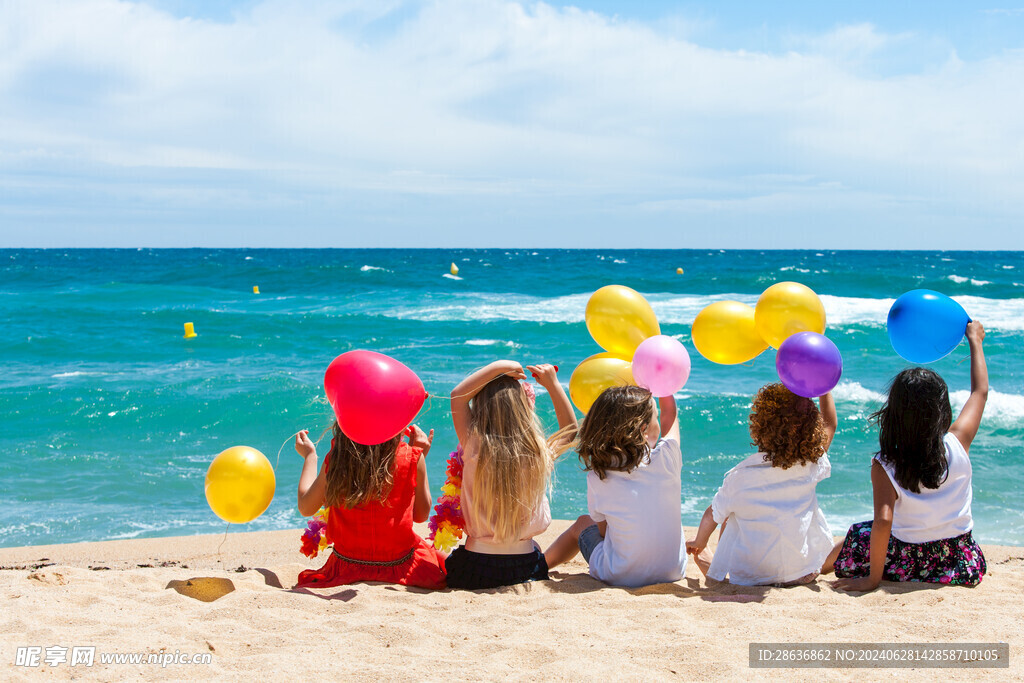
[{"x1": 1, "y1": 249, "x2": 1021, "y2": 548}]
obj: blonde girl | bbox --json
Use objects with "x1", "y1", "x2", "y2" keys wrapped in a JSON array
[{"x1": 446, "y1": 360, "x2": 576, "y2": 589}]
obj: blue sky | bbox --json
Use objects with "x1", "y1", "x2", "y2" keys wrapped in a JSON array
[{"x1": 2, "y1": 0, "x2": 1023, "y2": 248}]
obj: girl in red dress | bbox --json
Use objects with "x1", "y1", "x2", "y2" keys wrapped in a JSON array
[{"x1": 293, "y1": 422, "x2": 446, "y2": 589}]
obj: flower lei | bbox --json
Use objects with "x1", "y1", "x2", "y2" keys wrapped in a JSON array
[
  {"x1": 299, "y1": 507, "x2": 331, "y2": 558},
  {"x1": 427, "y1": 448, "x2": 465, "y2": 553}
]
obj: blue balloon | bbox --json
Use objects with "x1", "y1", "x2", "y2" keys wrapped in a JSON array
[
  {"x1": 776, "y1": 332, "x2": 843, "y2": 398},
  {"x1": 887, "y1": 290, "x2": 969, "y2": 364}
]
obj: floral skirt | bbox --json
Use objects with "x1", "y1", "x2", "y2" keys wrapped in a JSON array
[{"x1": 834, "y1": 521, "x2": 986, "y2": 587}]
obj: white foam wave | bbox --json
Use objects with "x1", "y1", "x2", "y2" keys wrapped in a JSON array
[
  {"x1": 947, "y1": 275, "x2": 992, "y2": 286},
  {"x1": 379, "y1": 291, "x2": 1024, "y2": 330},
  {"x1": 359, "y1": 265, "x2": 387, "y2": 272},
  {"x1": 465, "y1": 339, "x2": 520, "y2": 348},
  {"x1": 52, "y1": 371, "x2": 107, "y2": 378},
  {"x1": 951, "y1": 388, "x2": 1024, "y2": 428},
  {"x1": 831, "y1": 381, "x2": 886, "y2": 405},
  {"x1": 442, "y1": 273, "x2": 463, "y2": 280}
]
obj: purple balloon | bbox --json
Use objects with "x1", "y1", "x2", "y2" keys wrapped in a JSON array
[{"x1": 775, "y1": 332, "x2": 843, "y2": 398}]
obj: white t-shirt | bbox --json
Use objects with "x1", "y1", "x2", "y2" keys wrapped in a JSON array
[
  {"x1": 875, "y1": 432, "x2": 973, "y2": 544},
  {"x1": 586, "y1": 438, "x2": 687, "y2": 588},
  {"x1": 707, "y1": 452, "x2": 833, "y2": 586}
]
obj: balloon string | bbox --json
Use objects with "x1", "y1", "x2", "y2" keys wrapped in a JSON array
[
  {"x1": 275, "y1": 430, "x2": 330, "y2": 471},
  {"x1": 216, "y1": 521, "x2": 230, "y2": 554}
]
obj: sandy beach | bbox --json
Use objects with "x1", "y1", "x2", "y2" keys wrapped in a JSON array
[{"x1": 2, "y1": 521, "x2": 1022, "y2": 681}]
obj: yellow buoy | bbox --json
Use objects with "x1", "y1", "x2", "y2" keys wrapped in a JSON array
[
  {"x1": 676, "y1": 267, "x2": 684, "y2": 275},
  {"x1": 183, "y1": 322, "x2": 197, "y2": 339},
  {"x1": 253, "y1": 286, "x2": 260, "y2": 294},
  {"x1": 450, "y1": 262, "x2": 459, "y2": 276}
]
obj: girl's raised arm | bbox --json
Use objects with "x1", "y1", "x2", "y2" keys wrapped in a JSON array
[
  {"x1": 949, "y1": 321, "x2": 988, "y2": 453},
  {"x1": 451, "y1": 360, "x2": 526, "y2": 444},
  {"x1": 296, "y1": 430, "x2": 326, "y2": 517},
  {"x1": 526, "y1": 363, "x2": 578, "y2": 430},
  {"x1": 819, "y1": 392, "x2": 837, "y2": 452},
  {"x1": 658, "y1": 395, "x2": 679, "y2": 443}
]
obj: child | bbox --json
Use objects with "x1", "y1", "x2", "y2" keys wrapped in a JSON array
[
  {"x1": 545, "y1": 386, "x2": 687, "y2": 588},
  {"x1": 293, "y1": 421, "x2": 446, "y2": 589},
  {"x1": 446, "y1": 360, "x2": 576, "y2": 590},
  {"x1": 685, "y1": 385, "x2": 836, "y2": 586},
  {"x1": 827, "y1": 321, "x2": 988, "y2": 592}
]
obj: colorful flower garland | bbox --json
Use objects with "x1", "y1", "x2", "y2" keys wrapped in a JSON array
[
  {"x1": 427, "y1": 448, "x2": 465, "y2": 553},
  {"x1": 299, "y1": 507, "x2": 331, "y2": 558}
]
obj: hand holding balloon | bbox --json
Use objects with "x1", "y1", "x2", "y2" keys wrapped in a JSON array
[
  {"x1": 404, "y1": 424, "x2": 434, "y2": 456},
  {"x1": 526, "y1": 363, "x2": 560, "y2": 390},
  {"x1": 294, "y1": 430, "x2": 316, "y2": 459},
  {"x1": 966, "y1": 320, "x2": 985, "y2": 346}
]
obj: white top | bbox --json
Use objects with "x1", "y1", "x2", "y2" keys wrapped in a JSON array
[
  {"x1": 708, "y1": 452, "x2": 833, "y2": 586},
  {"x1": 875, "y1": 432, "x2": 973, "y2": 544},
  {"x1": 586, "y1": 438, "x2": 687, "y2": 588}
]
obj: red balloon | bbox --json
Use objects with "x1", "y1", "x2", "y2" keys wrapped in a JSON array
[{"x1": 324, "y1": 351, "x2": 427, "y2": 445}]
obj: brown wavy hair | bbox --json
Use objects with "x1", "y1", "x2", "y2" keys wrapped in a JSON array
[
  {"x1": 577, "y1": 385, "x2": 655, "y2": 480},
  {"x1": 749, "y1": 383, "x2": 827, "y2": 469},
  {"x1": 324, "y1": 422, "x2": 402, "y2": 509},
  {"x1": 468, "y1": 375, "x2": 552, "y2": 545}
]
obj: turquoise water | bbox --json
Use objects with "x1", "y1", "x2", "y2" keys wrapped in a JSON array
[{"x1": 1, "y1": 249, "x2": 1022, "y2": 548}]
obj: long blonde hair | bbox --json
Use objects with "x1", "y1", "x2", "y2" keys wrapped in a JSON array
[
  {"x1": 324, "y1": 422, "x2": 402, "y2": 509},
  {"x1": 468, "y1": 376, "x2": 552, "y2": 545}
]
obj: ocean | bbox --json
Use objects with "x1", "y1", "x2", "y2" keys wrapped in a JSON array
[{"x1": 1, "y1": 248, "x2": 1022, "y2": 548}]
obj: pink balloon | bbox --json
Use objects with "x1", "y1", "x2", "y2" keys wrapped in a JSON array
[
  {"x1": 632, "y1": 335, "x2": 691, "y2": 397},
  {"x1": 324, "y1": 350, "x2": 427, "y2": 445}
]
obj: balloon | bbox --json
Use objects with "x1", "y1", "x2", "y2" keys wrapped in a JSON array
[
  {"x1": 205, "y1": 446, "x2": 276, "y2": 524},
  {"x1": 632, "y1": 335, "x2": 691, "y2": 397},
  {"x1": 585, "y1": 285, "x2": 660, "y2": 358},
  {"x1": 775, "y1": 332, "x2": 843, "y2": 398},
  {"x1": 691, "y1": 301, "x2": 768, "y2": 364},
  {"x1": 569, "y1": 355, "x2": 635, "y2": 414},
  {"x1": 887, "y1": 289, "x2": 969, "y2": 364},
  {"x1": 324, "y1": 350, "x2": 427, "y2": 445},
  {"x1": 755, "y1": 282, "x2": 827, "y2": 349}
]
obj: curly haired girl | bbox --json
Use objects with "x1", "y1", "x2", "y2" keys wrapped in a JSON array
[{"x1": 686, "y1": 384, "x2": 837, "y2": 586}]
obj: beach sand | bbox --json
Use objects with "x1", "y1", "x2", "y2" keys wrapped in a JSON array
[{"x1": 2, "y1": 522, "x2": 1022, "y2": 681}]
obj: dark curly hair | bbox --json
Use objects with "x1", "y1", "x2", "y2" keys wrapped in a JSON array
[
  {"x1": 749, "y1": 383, "x2": 827, "y2": 469},
  {"x1": 872, "y1": 367, "x2": 952, "y2": 493},
  {"x1": 577, "y1": 385, "x2": 654, "y2": 480}
]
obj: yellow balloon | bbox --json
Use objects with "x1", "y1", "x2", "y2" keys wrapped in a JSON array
[
  {"x1": 205, "y1": 446, "x2": 276, "y2": 524},
  {"x1": 569, "y1": 355, "x2": 635, "y2": 414},
  {"x1": 754, "y1": 282, "x2": 827, "y2": 349},
  {"x1": 692, "y1": 301, "x2": 768, "y2": 365},
  {"x1": 585, "y1": 285, "x2": 660, "y2": 358}
]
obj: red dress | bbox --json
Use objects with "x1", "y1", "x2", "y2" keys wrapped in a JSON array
[{"x1": 296, "y1": 441, "x2": 447, "y2": 590}]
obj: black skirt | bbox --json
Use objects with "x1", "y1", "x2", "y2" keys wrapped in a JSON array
[{"x1": 445, "y1": 546, "x2": 549, "y2": 590}]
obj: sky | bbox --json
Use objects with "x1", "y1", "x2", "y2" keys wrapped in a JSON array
[{"x1": 1, "y1": 0, "x2": 1023, "y2": 248}]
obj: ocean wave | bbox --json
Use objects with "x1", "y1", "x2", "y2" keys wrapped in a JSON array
[
  {"x1": 831, "y1": 381, "x2": 886, "y2": 405},
  {"x1": 378, "y1": 291, "x2": 1024, "y2": 330},
  {"x1": 464, "y1": 339, "x2": 520, "y2": 348},
  {"x1": 442, "y1": 273, "x2": 463, "y2": 281},
  {"x1": 951, "y1": 388, "x2": 1024, "y2": 428},
  {"x1": 947, "y1": 275, "x2": 992, "y2": 286},
  {"x1": 359, "y1": 265, "x2": 388, "y2": 272},
  {"x1": 51, "y1": 371, "x2": 108, "y2": 378}
]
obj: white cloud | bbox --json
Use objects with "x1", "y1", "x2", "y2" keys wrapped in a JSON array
[{"x1": 1, "y1": 0, "x2": 1023, "y2": 245}]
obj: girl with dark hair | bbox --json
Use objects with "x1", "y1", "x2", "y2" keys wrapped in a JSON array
[
  {"x1": 825, "y1": 321, "x2": 988, "y2": 591},
  {"x1": 544, "y1": 386, "x2": 686, "y2": 588}
]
